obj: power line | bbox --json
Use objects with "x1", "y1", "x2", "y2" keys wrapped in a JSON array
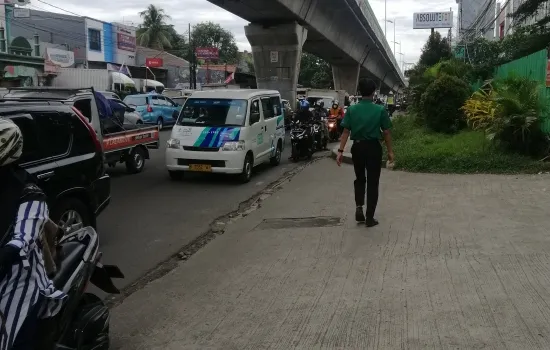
[{"x1": 35, "y1": 0, "x2": 82, "y2": 17}]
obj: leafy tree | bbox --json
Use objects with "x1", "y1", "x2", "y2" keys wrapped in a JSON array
[
  {"x1": 137, "y1": 5, "x2": 173, "y2": 50},
  {"x1": 299, "y1": 53, "x2": 333, "y2": 89},
  {"x1": 418, "y1": 31, "x2": 452, "y2": 67},
  {"x1": 191, "y1": 22, "x2": 239, "y2": 64},
  {"x1": 165, "y1": 26, "x2": 188, "y2": 59}
]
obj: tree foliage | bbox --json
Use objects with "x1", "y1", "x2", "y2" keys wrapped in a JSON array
[
  {"x1": 137, "y1": 5, "x2": 173, "y2": 50},
  {"x1": 165, "y1": 26, "x2": 188, "y2": 59},
  {"x1": 418, "y1": 32, "x2": 452, "y2": 67},
  {"x1": 298, "y1": 53, "x2": 333, "y2": 89},
  {"x1": 191, "y1": 22, "x2": 239, "y2": 64}
]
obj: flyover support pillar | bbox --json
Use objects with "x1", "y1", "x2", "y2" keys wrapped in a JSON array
[
  {"x1": 332, "y1": 64, "x2": 360, "y2": 96},
  {"x1": 245, "y1": 22, "x2": 308, "y2": 103}
]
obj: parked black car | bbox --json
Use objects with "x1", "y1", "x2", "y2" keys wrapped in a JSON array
[{"x1": 0, "y1": 100, "x2": 110, "y2": 232}]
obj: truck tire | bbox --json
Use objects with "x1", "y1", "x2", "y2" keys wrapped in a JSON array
[{"x1": 125, "y1": 147, "x2": 146, "y2": 174}]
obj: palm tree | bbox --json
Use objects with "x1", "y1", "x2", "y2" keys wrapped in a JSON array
[{"x1": 137, "y1": 5, "x2": 172, "y2": 50}]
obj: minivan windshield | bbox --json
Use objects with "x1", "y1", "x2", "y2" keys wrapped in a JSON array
[{"x1": 177, "y1": 98, "x2": 248, "y2": 127}]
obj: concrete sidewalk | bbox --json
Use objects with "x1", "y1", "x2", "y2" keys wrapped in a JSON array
[{"x1": 110, "y1": 159, "x2": 550, "y2": 349}]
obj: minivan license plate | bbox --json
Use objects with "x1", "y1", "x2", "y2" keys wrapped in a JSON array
[{"x1": 189, "y1": 164, "x2": 212, "y2": 172}]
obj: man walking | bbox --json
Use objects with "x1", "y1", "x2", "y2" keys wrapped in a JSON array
[{"x1": 336, "y1": 79, "x2": 394, "y2": 227}]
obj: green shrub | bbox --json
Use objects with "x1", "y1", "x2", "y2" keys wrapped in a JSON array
[
  {"x1": 385, "y1": 114, "x2": 550, "y2": 174},
  {"x1": 462, "y1": 76, "x2": 549, "y2": 156},
  {"x1": 420, "y1": 75, "x2": 470, "y2": 133}
]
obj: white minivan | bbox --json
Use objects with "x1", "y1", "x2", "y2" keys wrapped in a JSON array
[{"x1": 165, "y1": 89, "x2": 286, "y2": 183}]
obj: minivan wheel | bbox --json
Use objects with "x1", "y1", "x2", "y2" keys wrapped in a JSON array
[
  {"x1": 125, "y1": 147, "x2": 146, "y2": 174},
  {"x1": 157, "y1": 117, "x2": 164, "y2": 130},
  {"x1": 51, "y1": 198, "x2": 91, "y2": 237},
  {"x1": 270, "y1": 142, "x2": 282, "y2": 166},
  {"x1": 239, "y1": 154, "x2": 253, "y2": 183}
]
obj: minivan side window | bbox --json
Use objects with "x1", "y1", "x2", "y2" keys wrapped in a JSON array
[
  {"x1": 11, "y1": 115, "x2": 41, "y2": 164},
  {"x1": 261, "y1": 97, "x2": 275, "y2": 120},
  {"x1": 250, "y1": 100, "x2": 261, "y2": 125},
  {"x1": 32, "y1": 112, "x2": 71, "y2": 159},
  {"x1": 270, "y1": 96, "x2": 282, "y2": 116}
]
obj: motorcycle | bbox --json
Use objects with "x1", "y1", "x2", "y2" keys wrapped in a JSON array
[
  {"x1": 327, "y1": 117, "x2": 340, "y2": 142},
  {"x1": 37, "y1": 226, "x2": 124, "y2": 350},
  {"x1": 290, "y1": 120, "x2": 314, "y2": 161},
  {"x1": 311, "y1": 119, "x2": 328, "y2": 151}
]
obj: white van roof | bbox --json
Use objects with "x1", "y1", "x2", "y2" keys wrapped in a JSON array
[{"x1": 189, "y1": 89, "x2": 280, "y2": 99}]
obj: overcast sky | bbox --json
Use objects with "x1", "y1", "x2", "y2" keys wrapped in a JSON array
[{"x1": 30, "y1": 0, "x2": 458, "y2": 68}]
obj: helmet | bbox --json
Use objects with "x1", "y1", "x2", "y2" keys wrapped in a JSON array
[
  {"x1": 299, "y1": 99, "x2": 310, "y2": 110},
  {"x1": 0, "y1": 118, "x2": 23, "y2": 167}
]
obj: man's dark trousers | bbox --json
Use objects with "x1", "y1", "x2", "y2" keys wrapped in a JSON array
[{"x1": 350, "y1": 139, "x2": 382, "y2": 219}]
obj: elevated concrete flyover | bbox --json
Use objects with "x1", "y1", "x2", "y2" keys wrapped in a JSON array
[{"x1": 208, "y1": 0, "x2": 406, "y2": 101}]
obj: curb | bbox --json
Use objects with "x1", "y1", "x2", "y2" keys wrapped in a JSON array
[{"x1": 330, "y1": 146, "x2": 387, "y2": 168}]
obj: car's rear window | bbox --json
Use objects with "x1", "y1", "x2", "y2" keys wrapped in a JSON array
[{"x1": 124, "y1": 96, "x2": 147, "y2": 106}]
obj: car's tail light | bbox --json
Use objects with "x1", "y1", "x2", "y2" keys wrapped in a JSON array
[
  {"x1": 72, "y1": 106, "x2": 102, "y2": 153},
  {"x1": 147, "y1": 104, "x2": 153, "y2": 113}
]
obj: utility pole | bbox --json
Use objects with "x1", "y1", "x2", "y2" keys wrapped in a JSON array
[{"x1": 384, "y1": 0, "x2": 387, "y2": 36}]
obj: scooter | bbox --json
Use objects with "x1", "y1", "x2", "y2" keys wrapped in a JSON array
[
  {"x1": 37, "y1": 226, "x2": 124, "y2": 350},
  {"x1": 290, "y1": 120, "x2": 314, "y2": 161},
  {"x1": 327, "y1": 117, "x2": 340, "y2": 142}
]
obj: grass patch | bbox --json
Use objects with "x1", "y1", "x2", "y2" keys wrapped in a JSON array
[{"x1": 386, "y1": 115, "x2": 550, "y2": 174}]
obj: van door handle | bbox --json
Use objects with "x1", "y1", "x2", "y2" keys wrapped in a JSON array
[{"x1": 36, "y1": 171, "x2": 54, "y2": 180}]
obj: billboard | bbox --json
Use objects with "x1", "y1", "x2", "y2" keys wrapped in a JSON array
[
  {"x1": 195, "y1": 47, "x2": 219, "y2": 60},
  {"x1": 117, "y1": 33, "x2": 136, "y2": 52},
  {"x1": 413, "y1": 11, "x2": 453, "y2": 29}
]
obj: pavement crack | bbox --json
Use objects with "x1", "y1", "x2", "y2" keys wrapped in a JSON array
[{"x1": 105, "y1": 156, "x2": 328, "y2": 309}]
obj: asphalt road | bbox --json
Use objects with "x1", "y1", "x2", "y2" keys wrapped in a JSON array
[{"x1": 96, "y1": 129, "x2": 327, "y2": 290}]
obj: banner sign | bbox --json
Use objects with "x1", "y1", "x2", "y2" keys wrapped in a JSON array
[
  {"x1": 117, "y1": 33, "x2": 136, "y2": 52},
  {"x1": 413, "y1": 11, "x2": 453, "y2": 29},
  {"x1": 195, "y1": 47, "x2": 219, "y2": 60},
  {"x1": 46, "y1": 48, "x2": 74, "y2": 67},
  {"x1": 146, "y1": 58, "x2": 163, "y2": 68}
]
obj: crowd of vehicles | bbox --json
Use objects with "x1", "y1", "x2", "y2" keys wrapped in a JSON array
[{"x1": 0, "y1": 85, "x2": 344, "y2": 348}]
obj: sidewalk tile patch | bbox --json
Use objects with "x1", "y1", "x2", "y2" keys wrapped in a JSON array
[{"x1": 254, "y1": 216, "x2": 343, "y2": 230}]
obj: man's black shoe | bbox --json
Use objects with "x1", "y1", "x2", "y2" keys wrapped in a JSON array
[
  {"x1": 355, "y1": 207, "x2": 366, "y2": 222},
  {"x1": 366, "y1": 218, "x2": 379, "y2": 227}
]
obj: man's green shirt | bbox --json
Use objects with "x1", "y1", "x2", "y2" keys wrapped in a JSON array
[{"x1": 340, "y1": 99, "x2": 392, "y2": 140}]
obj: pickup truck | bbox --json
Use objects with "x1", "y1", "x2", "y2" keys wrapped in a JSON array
[{"x1": 4, "y1": 87, "x2": 160, "y2": 174}]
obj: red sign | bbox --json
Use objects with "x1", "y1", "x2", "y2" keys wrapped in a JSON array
[
  {"x1": 103, "y1": 130, "x2": 159, "y2": 152},
  {"x1": 146, "y1": 58, "x2": 164, "y2": 68},
  {"x1": 117, "y1": 33, "x2": 136, "y2": 52},
  {"x1": 195, "y1": 47, "x2": 219, "y2": 60}
]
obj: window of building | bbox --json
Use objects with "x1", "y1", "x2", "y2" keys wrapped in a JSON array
[{"x1": 89, "y1": 28, "x2": 101, "y2": 51}]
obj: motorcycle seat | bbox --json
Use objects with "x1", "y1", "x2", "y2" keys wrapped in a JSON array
[{"x1": 52, "y1": 241, "x2": 87, "y2": 289}]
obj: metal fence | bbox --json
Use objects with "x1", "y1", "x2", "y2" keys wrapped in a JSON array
[{"x1": 492, "y1": 49, "x2": 550, "y2": 134}]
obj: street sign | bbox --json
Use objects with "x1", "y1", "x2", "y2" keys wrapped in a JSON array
[
  {"x1": 195, "y1": 47, "x2": 219, "y2": 60},
  {"x1": 413, "y1": 11, "x2": 453, "y2": 29},
  {"x1": 146, "y1": 58, "x2": 163, "y2": 68},
  {"x1": 13, "y1": 8, "x2": 30, "y2": 18},
  {"x1": 270, "y1": 51, "x2": 278, "y2": 63}
]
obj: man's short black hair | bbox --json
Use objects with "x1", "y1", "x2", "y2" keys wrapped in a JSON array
[{"x1": 358, "y1": 79, "x2": 377, "y2": 97}]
